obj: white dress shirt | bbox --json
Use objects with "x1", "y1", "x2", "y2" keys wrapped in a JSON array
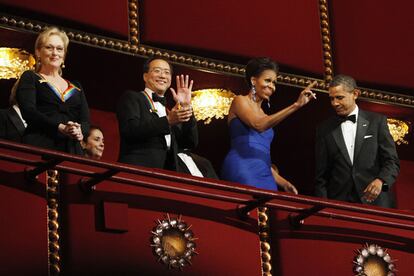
[
  {"x1": 13, "y1": 105, "x2": 27, "y2": 128},
  {"x1": 177, "y1": 152, "x2": 204, "y2": 177},
  {"x1": 341, "y1": 105, "x2": 358, "y2": 164},
  {"x1": 145, "y1": 88, "x2": 171, "y2": 149}
]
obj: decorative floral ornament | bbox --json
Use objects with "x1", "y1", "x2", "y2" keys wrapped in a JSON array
[
  {"x1": 151, "y1": 214, "x2": 198, "y2": 270},
  {"x1": 353, "y1": 244, "x2": 396, "y2": 276},
  {"x1": 191, "y1": 89, "x2": 235, "y2": 124},
  {"x1": 387, "y1": 118, "x2": 410, "y2": 145},
  {"x1": 0, "y1": 47, "x2": 35, "y2": 79}
]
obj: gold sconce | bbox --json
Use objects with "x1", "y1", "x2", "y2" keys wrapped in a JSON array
[
  {"x1": 0, "y1": 47, "x2": 35, "y2": 79},
  {"x1": 192, "y1": 89, "x2": 235, "y2": 124},
  {"x1": 387, "y1": 118, "x2": 410, "y2": 145}
]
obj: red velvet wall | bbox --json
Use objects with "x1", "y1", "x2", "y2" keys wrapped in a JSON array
[
  {"x1": 141, "y1": 0, "x2": 325, "y2": 74},
  {"x1": 331, "y1": 0, "x2": 414, "y2": 88},
  {"x1": 59, "y1": 170, "x2": 263, "y2": 275},
  {"x1": 1, "y1": 0, "x2": 129, "y2": 37},
  {"x1": 0, "y1": 156, "x2": 48, "y2": 275},
  {"x1": 394, "y1": 160, "x2": 414, "y2": 210}
]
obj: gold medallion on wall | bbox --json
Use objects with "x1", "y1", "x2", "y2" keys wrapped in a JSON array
[
  {"x1": 151, "y1": 214, "x2": 198, "y2": 270},
  {"x1": 354, "y1": 244, "x2": 396, "y2": 276}
]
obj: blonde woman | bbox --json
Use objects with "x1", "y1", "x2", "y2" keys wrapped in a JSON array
[{"x1": 16, "y1": 26, "x2": 89, "y2": 154}]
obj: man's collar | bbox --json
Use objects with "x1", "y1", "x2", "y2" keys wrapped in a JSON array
[
  {"x1": 349, "y1": 105, "x2": 359, "y2": 117},
  {"x1": 145, "y1": 88, "x2": 166, "y2": 106},
  {"x1": 338, "y1": 105, "x2": 358, "y2": 124},
  {"x1": 144, "y1": 88, "x2": 165, "y2": 98}
]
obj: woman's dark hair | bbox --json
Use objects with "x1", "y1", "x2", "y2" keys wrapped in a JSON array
[
  {"x1": 83, "y1": 125, "x2": 103, "y2": 142},
  {"x1": 245, "y1": 57, "x2": 279, "y2": 88}
]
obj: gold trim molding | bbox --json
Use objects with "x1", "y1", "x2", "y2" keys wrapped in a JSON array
[
  {"x1": 47, "y1": 170, "x2": 61, "y2": 275},
  {"x1": 1, "y1": 11, "x2": 414, "y2": 108},
  {"x1": 128, "y1": 0, "x2": 139, "y2": 45},
  {"x1": 258, "y1": 207, "x2": 272, "y2": 276},
  {"x1": 318, "y1": 0, "x2": 334, "y2": 83}
]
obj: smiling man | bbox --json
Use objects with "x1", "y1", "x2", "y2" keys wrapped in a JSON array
[
  {"x1": 116, "y1": 57, "x2": 198, "y2": 171},
  {"x1": 315, "y1": 74, "x2": 400, "y2": 208}
]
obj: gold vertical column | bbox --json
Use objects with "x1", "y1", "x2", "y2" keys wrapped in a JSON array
[
  {"x1": 319, "y1": 0, "x2": 334, "y2": 84},
  {"x1": 128, "y1": 0, "x2": 139, "y2": 45},
  {"x1": 258, "y1": 207, "x2": 272, "y2": 276},
  {"x1": 47, "y1": 170, "x2": 61, "y2": 275}
]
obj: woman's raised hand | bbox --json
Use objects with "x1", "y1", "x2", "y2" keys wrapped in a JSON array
[{"x1": 295, "y1": 80, "x2": 317, "y2": 107}]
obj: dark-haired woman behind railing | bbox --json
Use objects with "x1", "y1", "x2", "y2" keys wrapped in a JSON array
[{"x1": 81, "y1": 125, "x2": 104, "y2": 160}]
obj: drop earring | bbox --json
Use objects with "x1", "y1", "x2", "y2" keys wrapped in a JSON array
[
  {"x1": 267, "y1": 100, "x2": 271, "y2": 108},
  {"x1": 251, "y1": 84, "x2": 256, "y2": 102}
]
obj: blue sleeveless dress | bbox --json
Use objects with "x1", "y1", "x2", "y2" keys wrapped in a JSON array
[{"x1": 221, "y1": 118, "x2": 278, "y2": 191}]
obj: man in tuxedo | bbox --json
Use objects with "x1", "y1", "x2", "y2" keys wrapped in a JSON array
[
  {"x1": 116, "y1": 57, "x2": 198, "y2": 171},
  {"x1": 315, "y1": 74, "x2": 399, "y2": 208},
  {"x1": 0, "y1": 82, "x2": 26, "y2": 142}
]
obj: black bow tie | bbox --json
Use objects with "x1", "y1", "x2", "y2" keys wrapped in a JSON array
[
  {"x1": 152, "y1": 93, "x2": 166, "y2": 106},
  {"x1": 338, "y1": 114, "x2": 356, "y2": 123}
]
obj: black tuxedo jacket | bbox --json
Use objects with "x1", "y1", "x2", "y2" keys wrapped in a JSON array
[
  {"x1": 117, "y1": 90, "x2": 198, "y2": 171},
  {"x1": 315, "y1": 109, "x2": 400, "y2": 208},
  {"x1": 0, "y1": 107, "x2": 26, "y2": 143}
]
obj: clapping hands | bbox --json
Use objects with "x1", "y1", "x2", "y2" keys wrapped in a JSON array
[
  {"x1": 167, "y1": 104, "x2": 193, "y2": 125},
  {"x1": 59, "y1": 121, "x2": 83, "y2": 141}
]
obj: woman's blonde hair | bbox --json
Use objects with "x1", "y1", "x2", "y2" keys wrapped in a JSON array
[{"x1": 34, "y1": 26, "x2": 69, "y2": 74}]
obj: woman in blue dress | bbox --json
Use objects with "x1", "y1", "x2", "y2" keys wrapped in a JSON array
[{"x1": 221, "y1": 57, "x2": 316, "y2": 192}]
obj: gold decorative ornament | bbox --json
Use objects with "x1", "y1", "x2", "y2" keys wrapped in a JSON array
[
  {"x1": 353, "y1": 244, "x2": 396, "y2": 276},
  {"x1": 258, "y1": 207, "x2": 272, "y2": 275},
  {"x1": 47, "y1": 170, "x2": 61, "y2": 275},
  {"x1": 151, "y1": 214, "x2": 198, "y2": 270},
  {"x1": 318, "y1": 0, "x2": 334, "y2": 82},
  {"x1": 387, "y1": 118, "x2": 410, "y2": 145},
  {"x1": 0, "y1": 47, "x2": 35, "y2": 79},
  {"x1": 191, "y1": 89, "x2": 235, "y2": 124}
]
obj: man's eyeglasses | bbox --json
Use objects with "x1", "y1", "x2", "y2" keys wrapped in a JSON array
[
  {"x1": 42, "y1": 45, "x2": 65, "y2": 53},
  {"x1": 150, "y1": 67, "x2": 171, "y2": 76}
]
